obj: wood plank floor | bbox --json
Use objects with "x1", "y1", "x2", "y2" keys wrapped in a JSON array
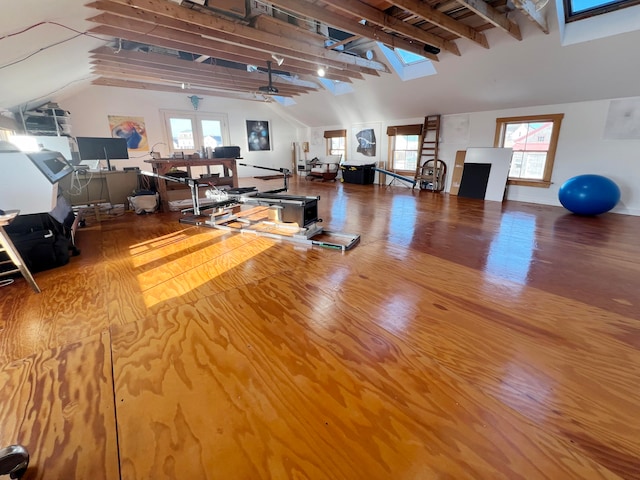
[{"x1": 0, "y1": 177, "x2": 638, "y2": 479}]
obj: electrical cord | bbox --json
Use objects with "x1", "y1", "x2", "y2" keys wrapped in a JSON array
[{"x1": 0, "y1": 21, "x2": 110, "y2": 71}]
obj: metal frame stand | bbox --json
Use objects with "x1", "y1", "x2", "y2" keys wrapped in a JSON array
[{"x1": 140, "y1": 166, "x2": 360, "y2": 252}]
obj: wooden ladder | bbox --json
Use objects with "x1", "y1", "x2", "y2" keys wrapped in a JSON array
[{"x1": 413, "y1": 115, "x2": 445, "y2": 191}]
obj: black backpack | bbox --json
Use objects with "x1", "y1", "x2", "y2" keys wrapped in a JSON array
[{"x1": 3, "y1": 213, "x2": 73, "y2": 273}]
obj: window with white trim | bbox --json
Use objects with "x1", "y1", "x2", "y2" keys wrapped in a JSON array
[
  {"x1": 494, "y1": 114, "x2": 564, "y2": 187},
  {"x1": 387, "y1": 124, "x2": 422, "y2": 172},
  {"x1": 162, "y1": 110, "x2": 230, "y2": 156}
]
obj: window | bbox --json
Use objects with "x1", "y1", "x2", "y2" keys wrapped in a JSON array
[
  {"x1": 377, "y1": 43, "x2": 437, "y2": 81},
  {"x1": 494, "y1": 114, "x2": 564, "y2": 187},
  {"x1": 395, "y1": 48, "x2": 428, "y2": 66},
  {"x1": 324, "y1": 129, "x2": 346, "y2": 161},
  {"x1": 162, "y1": 110, "x2": 230, "y2": 155},
  {"x1": 564, "y1": 0, "x2": 640, "y2": 21},
  {"x1": 387, "y1": 124, "x2": 422, "y2": 172}
]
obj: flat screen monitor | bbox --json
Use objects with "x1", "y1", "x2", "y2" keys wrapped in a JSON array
[{"x1": 76, "y1": 136, "x2": 129, "y2": 170}]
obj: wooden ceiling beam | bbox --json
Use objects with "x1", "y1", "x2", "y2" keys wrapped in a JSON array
[
  {"x1": 262, "y1": 0, "x2": 439, "y2": 61},
  {"x1": 325, "y1": 35, "x2": 362, "y2": 50},
  {"x1": 91, "y1": 64, "x2": 305, "y2": 94},
  {"x1": 87, "y1": 0, "x2": 387, "y2": 71},
  {"x1": 88, "y1": 24, "x2": 358, "y2": 83},
  {"x1": 89, "y1": 45, "x2": 353, "y2": 83},
  {"x1": 86, "y1": 5, "x2": 372, "y2": 76},
  {"x1": 318, "y1": 0, "x2": 460, "y2": 56},
  {"x1": 454, "y1": 0, "x2": 522, "y2": 40},
  {"x1": 91, "y1": 61, "x2": 315, "y2": 94},
  {"x1": 386, "y1": 0, "x2": 489, "y2": 48},
  {"x1": 92, "y1": 77, "x2": 274, "y2": 101}
]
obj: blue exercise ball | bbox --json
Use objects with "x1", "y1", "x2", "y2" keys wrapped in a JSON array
[{"x1": 558, "y1": 174, "x2": 621, "y2": 216}]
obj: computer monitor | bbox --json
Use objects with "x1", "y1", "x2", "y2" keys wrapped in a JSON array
[{"x1": 76, "y1": 136, "x2": 129, "y2": 171}]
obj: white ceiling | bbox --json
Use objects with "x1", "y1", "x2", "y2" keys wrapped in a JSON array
[{"x1": 2, "y1": 0, "x2": 640, "y2": 127}]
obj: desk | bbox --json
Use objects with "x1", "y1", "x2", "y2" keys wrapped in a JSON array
[
  {"x1": 144, "y1": 158, "x2": 239, "y2": 212},
  {"x1": 61, "y1": 170, "x2": 139, "y2": 207}
]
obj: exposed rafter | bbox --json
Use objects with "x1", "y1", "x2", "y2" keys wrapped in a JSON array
[
  {"x1": 89, "y1": 47, "x2": 319, "y2": 96},
  {"x1": 318, "y1": 0, "x2": 461, "y2": 56},
  {"x1": 454, "y1": 0, "x2": 523, "y2": 40},
  {"x1": 386, "y1": 0, "x2": 489, "y2": 48},
  {"x1": 87, "y1": 0, "x2": 388, "y2": 70},
  {"x1": 78, "y1": 0, "x2": 548, "y2": 100},
  {"x1": 92, "y1": 77, "x2": 275, "y2": 102},
  {"x1": 264, "y1": 0, "x2": 440, "y2": 61}
]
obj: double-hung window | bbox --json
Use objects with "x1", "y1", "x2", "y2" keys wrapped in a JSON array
[
  {"x1": 387, "y1": 124, "x2": 422, "y2": 172},
  {"x1": 324, "y1": 129, "x2": 346, "y2": 161},
  {"x1": 494, "y1": 114, "x2": 564, "y2": 188}
]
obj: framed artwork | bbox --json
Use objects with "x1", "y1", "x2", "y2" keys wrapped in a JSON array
[
  {"x1": 108, "y1": 115, "x2": 148, "y2": 151},
  {"x1": 604, "y1": 97, "x2": 640, "y2": 139},
  {"x1": 246, "y1": 120, "x2": 271, "y2": 151},
  {"x1": 350, "y1": 123, "x2": 381, "y2": 165}
]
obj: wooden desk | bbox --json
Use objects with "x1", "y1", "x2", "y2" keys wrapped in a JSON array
[
  {"x1": 60, "y1": 170, "x2": 139, "y2": 208},
  {"x1": 144, "y1": 158, "x2": 239, "y2": 212}
]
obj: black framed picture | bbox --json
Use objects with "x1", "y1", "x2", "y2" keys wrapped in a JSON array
[{"x1": 246, "y1": 120, "x2": 271, "y2": 151}]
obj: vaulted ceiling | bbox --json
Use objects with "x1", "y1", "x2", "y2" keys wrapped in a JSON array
[{"x1": 82, "y1": 0, "x2": 549, "y2": 101}]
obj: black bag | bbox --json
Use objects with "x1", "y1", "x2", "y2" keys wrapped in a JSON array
[
  {"x1": 10, "y1": 229, "x2": 69, "y2": 272},
  {"x1": 4, "y1": 213, "x2": 72, "y2": 272}
]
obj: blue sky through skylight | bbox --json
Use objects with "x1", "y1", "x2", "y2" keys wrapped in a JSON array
[
  {"x1": 395, "y1": 49, "x2": 427, "y2": 65},
  {"x1": 571, "y1": 0, "x2": 621, "y2": 12}
]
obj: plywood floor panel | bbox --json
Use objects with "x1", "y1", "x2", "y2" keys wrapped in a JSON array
[
  {"x1": 0, "y1": 331, "x2": 118, "y2": 479},
  {"x1": 111, "y1": 280, "x2": 620, "y2": 479},
  {"x1": 1, "y1": 177, "x2": 638, "y2": 479}
]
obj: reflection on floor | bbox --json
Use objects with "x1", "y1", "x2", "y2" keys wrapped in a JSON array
[{"x1": 0, "y1": 177, "x2": 638, "y2": 479}]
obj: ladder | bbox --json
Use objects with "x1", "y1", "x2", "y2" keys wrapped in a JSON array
[{"x1": 413, "y1": 115, "x2": 446, "y2": 191}]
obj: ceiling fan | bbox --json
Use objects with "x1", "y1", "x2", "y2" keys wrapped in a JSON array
[{"x1": 258, "y1": 60, "x2": 279, "y2": 95}]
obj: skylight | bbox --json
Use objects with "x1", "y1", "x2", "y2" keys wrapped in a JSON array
[
  {"x1": 395, "y1": 48, "x2": 428, "y2": 66},
  {"x1": 565, "y1": 0, "x2": 639, "y2": 17},
  {"x1": 377, "y1": 43, "x2": 437, "y2": 82},
  {"x1": 557, "y1": 0, "x2": 640, "y2": 44}
]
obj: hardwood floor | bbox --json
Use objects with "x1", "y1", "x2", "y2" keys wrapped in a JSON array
[{"x1": 0, "y1": 177, "x2": 638, "y2": 479}]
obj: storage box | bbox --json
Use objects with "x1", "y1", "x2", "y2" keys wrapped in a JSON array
[{"x1": 341, "y1": 164, "x2": 376, "y2": 185}]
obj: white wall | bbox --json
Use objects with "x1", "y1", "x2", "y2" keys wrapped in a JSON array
[
  {"x1": 58, "y1": 86, "x2": 299, "y2": 178},
  {"x1": 298, "y1": 96, "x2": 640, "y2": 215},
  {"x1": 440, "y1": 98, "x2": 639, "y2": 216}
]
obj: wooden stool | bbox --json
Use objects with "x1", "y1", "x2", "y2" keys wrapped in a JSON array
[{"x1": 0, "y1": 211, "x2": 40, "y2": 293}]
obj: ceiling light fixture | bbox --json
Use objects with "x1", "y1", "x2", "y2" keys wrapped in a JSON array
[
  {"x1": 271, "y1": 54, "x2": 284, "y2": 66},
  {"x1": 317, "y1": 66, "x2": 326, "y2": 77}
]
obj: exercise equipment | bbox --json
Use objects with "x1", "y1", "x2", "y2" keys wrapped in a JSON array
[
  {"x1": 373, "y1": 167, "x2": 416, "y2": 187},
  {"x1": 141, "y1": 164, "x2": 360, "y2": 251},
  {"x1": 558, "y1": 174, "x2": 621, "y2": 215}
]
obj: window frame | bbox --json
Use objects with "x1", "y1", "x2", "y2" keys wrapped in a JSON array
[
  {"x1": 493, "y1": 114, "x2": 564, "y2": 188},
  {"x1": 323, "y1": 129, "x2": 347, "y2": 161},
  {"x1": 387, "y1": 124, "x2": 422, "y2": 173},
  {"x1": 161, "y1": 110, "x2": 230, "y2": 156},
  {"x1": 564, "y1": 0, "x2": 640, "y2": 22}
]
